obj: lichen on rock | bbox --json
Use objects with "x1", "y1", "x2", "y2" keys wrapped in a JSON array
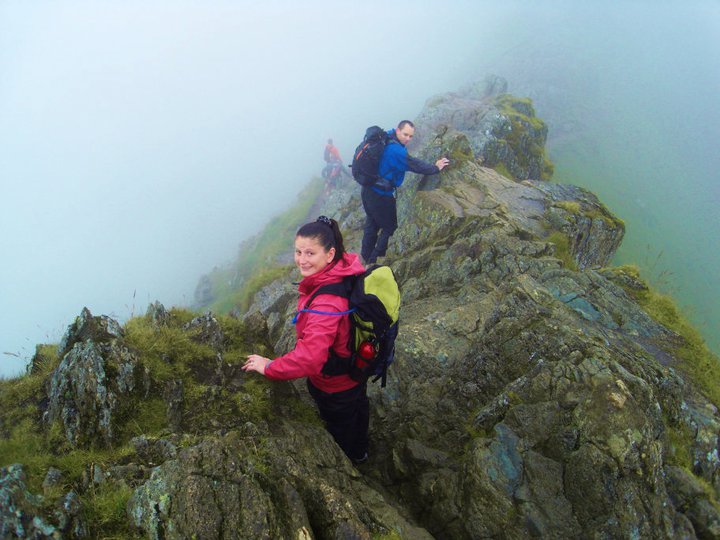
[{"x1": 411, "y1": 79, "x2": 554, "y2": 181}]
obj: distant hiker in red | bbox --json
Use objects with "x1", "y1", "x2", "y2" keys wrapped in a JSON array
[
  {"x1": 322, "y1": 138, "x2": 349, "y2": 193},
  {"x1": 324, "y1": 138, "x2": 342, "y2": 164},
  {"x1": 242, "y1": 216, "x2": 370, "y2": 464}
]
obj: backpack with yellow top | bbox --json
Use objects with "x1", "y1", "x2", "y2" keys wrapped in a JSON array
[{"x1": 294, "y1": 265, "x2": 400, "y2": 387}]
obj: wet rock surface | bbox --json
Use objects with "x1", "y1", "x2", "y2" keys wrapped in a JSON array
[
  {"x1": 128, "y1": 422, "x2": 432, "y2": 540},
  {"x1": 247, "y1": 90, "x2": 717, "y2": 538}
]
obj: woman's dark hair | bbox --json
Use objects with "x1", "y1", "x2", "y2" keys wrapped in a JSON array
[{"x1": 296, "y1": 216, "x2": 345, "y2": 262}]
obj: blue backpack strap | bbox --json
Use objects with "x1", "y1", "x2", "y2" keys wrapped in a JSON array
[
  {"x1": 291, "y1": 280, "x2": 357, "y2": 377},
  {"x1": 292, "y1": 281, "x2": 354, "y2": 324},
  {"x1": 292, "y1": 307, "x2": 354, "y2": 325}
]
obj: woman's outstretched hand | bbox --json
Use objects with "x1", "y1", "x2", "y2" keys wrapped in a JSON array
[{"x1": 242, "y1": 354, "x2": 271, "y2": 375}]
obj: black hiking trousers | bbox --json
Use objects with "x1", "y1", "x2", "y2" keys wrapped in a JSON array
[
  {"x1": 361, "y1": 186, "x2": 397, "y2": 264},
  {"x1": 307, "y1": 379, "x2": 369, "y2": 462}
]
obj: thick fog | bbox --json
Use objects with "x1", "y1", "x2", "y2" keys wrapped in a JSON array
[
  {"x1": 477, "y1": 2, "x2": 720, "y2": 353},
  {"x1": 1, "y1": 1, "x2": 718, "y2": 377}
]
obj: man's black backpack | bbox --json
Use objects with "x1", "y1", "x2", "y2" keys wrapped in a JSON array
[
  {"x1": 295, "y1": 265, "x2": 400, "y2": 387},
  {"x1": 350, "y1": 126, "x2": 389, "y2": 187}
]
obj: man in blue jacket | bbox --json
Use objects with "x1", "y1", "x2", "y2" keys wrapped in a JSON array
[{"x1": 361, "y1": 120, "x2": 450, "y2": 264}]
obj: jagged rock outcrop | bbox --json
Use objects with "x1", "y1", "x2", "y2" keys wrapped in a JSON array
[
  {"x1": 395, "y1": 163, "x2": 623, "y2": 271},
  {"x1": 146, "y1": 300, "x2": 170, "y2": 327},
  {"x1": 57, "y1": 307, "x2": 124, "y2": 359},
  {"x1": 183, "y1": 312, "x2": 226, "y2": 351},
  {"x1": 537, "y1": 181, "x2": 625, "y2": 269},
  {"x1": 46, "y1": 307, "x2": 142, "y2": 448},
  {"x1": 411, "y1": 79, "x2": 554, "y2": 181},
  {"x1": 393, "y1": 84, "x2": 620, "y2": 269},
  {"x1": 0, "y1": 464, "x2": 87, "y2": 539}
]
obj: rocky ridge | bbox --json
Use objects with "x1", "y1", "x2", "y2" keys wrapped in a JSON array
[
  {"x1": 1, "y1": 85, "x2": 719, "y2": 539},
  {"x1": 238, "y1": 86, "x2": 720, "y2": 538}
]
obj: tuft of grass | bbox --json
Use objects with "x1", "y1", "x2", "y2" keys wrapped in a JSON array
[
  {"x1": 50, "y1": 445, "x2": 134, "y2": 487},
  {"x1": 81, "y1": 482, "x2": 134, "y2": 538},
  {"x1": 496, "y1": 95, "x2": 541, "y2": 127},
  {"x1": 640, "y1": 291, "x2": 720, "y2": 404},
  {"x1": 28, "y1": 344, "x2": 60, "y2": 375},
  {"x1": 0, "y1": 414, "x2": 135, "y2": 496},
  {"x1": 216, "y1": 314, "x2": 247, "y2": 349},
  {"x1": 616, "y1": 270, "x2": 720, "y2": 405},
  {"x1": 665, "y1": 426, "x2": 693, "y2": 472},
  {"x1": 585, "y1": 207, "x2": 626, "y2": 230},
  {"x1": 0, "y1": 349, "x2": 59, "y2": 445},
  {"x1": 233, "y1": 377, "x2": 273, "y2": 424},
  {"x1": 552, "y1": 200, "x2": 625, "y2": 231},
  {"x1": 493, "y1": 162, "x2": 513, "y2": 180},
  {"x1": 554, "y1": 200, "x2": 581, "y2": 214},
  {"x1": 184, "y1": 383, "x2": 241, "y2": 430},
  {"x1": 664, "y1": 424, "x2": 693, "y2": 469},
  {"x1": 464, "y1": 422, "x2": 488, "y2": 442},
  {"x1": 165, "y1": 307, "x2": 197, "y2": 326},
  {"x1": 0, "y1": 419, "x2": 48, "y2": 482},
  {"x1": 492, "y1": 94, "x2": 555, "y2": 180},
  {"x1": 372, "y1": 531, "x2": 404, "y2": 540},
  {"x1": 124, "y1": 317, "x2": 212, "y2": 383},
  {"x1": 0, "y1": 377, "x2": 42, "y2": 434},
  {"x1": 119, "y1": 397, "x2": 169, "y2": 440},
  {"x1": 546, "y1": 231, "x2": 578, "y2": 271}
]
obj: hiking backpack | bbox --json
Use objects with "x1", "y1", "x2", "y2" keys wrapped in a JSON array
[
  {"x1": 295, "y1": 265, "x2": 400, "y2": 387},
  {"x1": 350, "y1": 126, "x2": 389, "y2": 187}
]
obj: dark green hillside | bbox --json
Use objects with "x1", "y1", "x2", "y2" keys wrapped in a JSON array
[{"x1": 196, "y1": 178, "x2": 324, "y2": 315}]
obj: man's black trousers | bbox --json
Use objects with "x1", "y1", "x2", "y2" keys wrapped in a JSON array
[{"x1": 361, "y1": 186, "x2": 397, "y2": 264}]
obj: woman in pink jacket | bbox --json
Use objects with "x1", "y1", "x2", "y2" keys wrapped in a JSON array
[{"x1": 242, "y1": 216, "x2": 369, "y2": 463}]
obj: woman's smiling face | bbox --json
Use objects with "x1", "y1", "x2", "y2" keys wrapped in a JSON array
[{"x1": 294, "y1": 235, "x2": 335, "y2": 277}]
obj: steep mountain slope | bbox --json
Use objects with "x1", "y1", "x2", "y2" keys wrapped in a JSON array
[{"x1": 2, "y1": 87, "x2": 719, "y2": 539}]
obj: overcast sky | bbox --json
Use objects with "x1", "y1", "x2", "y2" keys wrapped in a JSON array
[{"x1": 1, "y1": 1, "x2": 718, "y2": 376}]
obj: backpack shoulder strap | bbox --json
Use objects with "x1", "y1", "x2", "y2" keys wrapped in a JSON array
[
  {"x1": 303, "y1": 280, "x2": 351, "y2": 309},
  {"x1": 292, "y1": 278, "x2": 355, "y2": 325}
]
